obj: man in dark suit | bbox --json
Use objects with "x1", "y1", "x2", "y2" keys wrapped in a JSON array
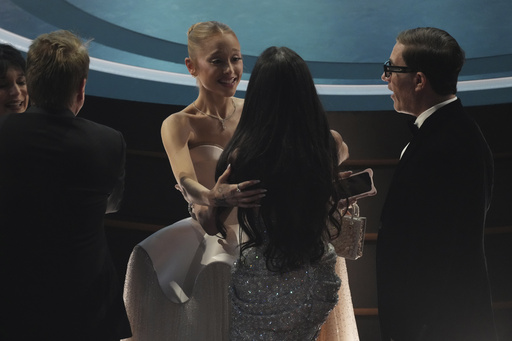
[
  {"x1": 376, "y1": 27, "x2": 497, "y2": 341},
  {"x1": 0, "y1": 30, "x2": 131, "y2": 340}
]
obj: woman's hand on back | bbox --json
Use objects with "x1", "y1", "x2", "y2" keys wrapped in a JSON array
[{"x1": 211, "y1": 164, "x2": 266, "y2": 208}]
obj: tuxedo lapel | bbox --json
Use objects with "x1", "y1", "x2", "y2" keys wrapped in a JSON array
[
  {"x1": 407, "y1": 119, "x2": 419, "y2": 136},
  {"x1": 397, "y1": 99, "x2": 463, "y2": 168}
]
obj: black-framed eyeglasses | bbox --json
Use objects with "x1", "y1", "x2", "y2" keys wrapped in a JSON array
[{"x1": 383, "y1": 60, "x2": 416, "y2": 78}]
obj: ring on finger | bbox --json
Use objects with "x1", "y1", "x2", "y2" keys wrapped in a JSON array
[{"x1": 237, "y1": 183, "x2": 242, "y2": 192}]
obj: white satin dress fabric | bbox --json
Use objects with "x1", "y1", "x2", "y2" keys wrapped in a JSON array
[{"x1": 123, "y1": 145, "x2": 238, "y2": 341}]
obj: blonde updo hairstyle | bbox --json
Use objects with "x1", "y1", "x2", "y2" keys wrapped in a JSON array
[{"x1": 187, "y1": 21, "x2": 236, "y2": 60}]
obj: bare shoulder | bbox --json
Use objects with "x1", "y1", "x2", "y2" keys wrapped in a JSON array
[
  {"x1": 330, "y1": 129, "x2": 343, "y2": 144},
  {"x1": 161, "y1": 107, "x2": 195, "y2": 134},
  {"x1": 160, "y1": 108, "x2": 198, "y2": 151},
  {"x1": 330, "y1": 129, "x2": 349, "y2": 163}
]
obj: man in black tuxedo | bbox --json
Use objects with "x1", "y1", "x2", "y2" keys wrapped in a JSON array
[
  {"x1": 376, "y1": 27, "x2": 497, "y2": 341},
  {"x1": 0, "y1": 30, "x2": 131, "y2": 340}
]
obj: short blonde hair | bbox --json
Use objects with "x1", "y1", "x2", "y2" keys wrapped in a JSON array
[{"x1": 27, "y1": 30, "x2": 90, "y2": 109}]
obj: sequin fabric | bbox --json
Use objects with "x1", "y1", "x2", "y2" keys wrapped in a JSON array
[{"x1": 230, "y1": 243, "x2": 341, "y2": 340}]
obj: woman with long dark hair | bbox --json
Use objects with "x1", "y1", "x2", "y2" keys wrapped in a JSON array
[{"x1": 213, "y1": 46, "x2": 348, "y2": 340}]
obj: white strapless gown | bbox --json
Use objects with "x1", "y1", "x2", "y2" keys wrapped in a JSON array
[{"x1": 123, "y1": 145, "x2": 237, "y2": 340}]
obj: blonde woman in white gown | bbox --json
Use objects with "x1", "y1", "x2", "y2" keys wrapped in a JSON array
[{"x1": 123, "y1": 21, "x2": 263, "y2": 341}]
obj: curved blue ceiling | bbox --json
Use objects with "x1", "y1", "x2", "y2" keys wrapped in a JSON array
[{"x1": 1, "y1": 0, "x2": 511, "y2": 110}]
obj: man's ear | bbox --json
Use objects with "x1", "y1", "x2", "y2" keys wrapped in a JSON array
[
  {"x1": 414, "y1": 72, "x2": 427, "y2": 91},
  {"x1": 185, "y1": 57, "x2": 196, "y2": 76}
]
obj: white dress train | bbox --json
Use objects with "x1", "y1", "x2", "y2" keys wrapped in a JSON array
[{"x1": 123, "y1": 145, "x2": 238, "y2": 341}]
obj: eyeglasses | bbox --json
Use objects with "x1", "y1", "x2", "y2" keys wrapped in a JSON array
[{"x1": 383, "y1": 60, "x2": 416, "y2": 78}]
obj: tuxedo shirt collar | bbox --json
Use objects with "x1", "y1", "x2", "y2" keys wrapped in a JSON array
[{"x1": 414, "y1": 96, "x2": 458, "y2": 129}]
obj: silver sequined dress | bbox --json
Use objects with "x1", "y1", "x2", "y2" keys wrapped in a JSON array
[{"x1": 230, "y1": 243, "x2": 341, "y2": 340}]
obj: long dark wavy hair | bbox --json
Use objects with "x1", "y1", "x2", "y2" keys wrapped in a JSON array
[{"x1": 215, "y1": 46, "x2": 342, "y2": 272}]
